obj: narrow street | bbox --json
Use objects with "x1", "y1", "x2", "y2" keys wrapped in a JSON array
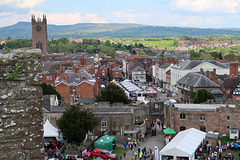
[{"x1": 124, "y1": 126, "x2": 165, "y2": 160}]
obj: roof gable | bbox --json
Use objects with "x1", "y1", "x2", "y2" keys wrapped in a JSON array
[
  {"x1": 133, "y1": 66, "x2": 145, "y2": 71},
  {"x1": 172, "y1": 60, "x2": 228, "y2": 70},
  {"x1": 55, "y1": 80, "x2": 70, "y2": 87},
  {"x1": 191, "y1": 61, "x2": 226, "y2": 71},
  {"x1": 76, "y1": 80, "x2": 94, "y2": 86},
  {"x1": 177, "y1": 72, "x2": 219, "y2": 88}
]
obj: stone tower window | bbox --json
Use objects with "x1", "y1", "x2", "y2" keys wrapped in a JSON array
[
  {"x1": 36, "y1": 41, "x2": 43, "y2": 51},
  {"x1": 36, "y1": 25, "x2": 42, "y2": 32},
  {"x1": 180, "y1": 126, "x2": 186, "y2": 131},
  {"x1": 200, "y1": 114, "x2": 205, "y2": 121},
  {"x1": 200, "y1": 126, "x2": 206, "y2": 132},
  {"x1": 101, "y1": 120, "x2": 107, "y2": 127},
  {"x1": 180, "y1": 113, "x2": 185, "y2": 120}
]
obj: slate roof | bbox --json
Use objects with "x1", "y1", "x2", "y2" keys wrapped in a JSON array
[
  {"x1": 55, "y1": 69, "x2": 95, "y2": 86},
  {"x1": 177, "y1": 72, "x2": 219, "y2": 88},
  {"x1": 166, "y1": 70, "x2": 171, "y2": 75},
  {"x1": 92, "y1": 108, "x2": 133, "y2": 114},
  {"x1": 112, "y1": 66, "x2": 122, "y2": 71},
  {"x1": 99, "y1": 65, "x2": 107, "y2": 70},
  {"x1": 132, "y1": 66, "x2": 145, "y2": 71},
  {"x1": 159, "y1": 63, "x2": 171, "y2": 69},
  {"x1": 43, "y1": 95, "x2": 51, "y2": 111},
  {"x1": 224, "y1": 78, "x2": 239, "y2": 89},
  {"x1": 174, "y1": 103, "x2": 235, "y2": 111},
  {"x1": 78, "y1": 98, "x2": 96, "y2": 103},
  {"x1": 172, "y1": 60, "x2": 228, "y2": 70}
]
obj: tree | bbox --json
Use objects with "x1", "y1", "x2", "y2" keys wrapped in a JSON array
[
  {"x1": 99, "y1": 46, "x2": 115, "y2": 58},
  {"x1": 224, "y1": 53, "x2": 236, "y2": 61},
  {"x1": 218, "y1": 52, "x2": 223, "y2": 60},
  {"x1": 57, "y1": 105, "x2": 98, "y2": 145},
  {"x1": 194, "y1": 89, "x2": 214, "y2": 103},
  {"x1": 200, "y1": 53, "x2": 213, "y2": 60},
  {"x1": 96, "y1": 83, "x2": 131, "y2": 104},
  {"x1": 190, "y1": 87, "x2": 196, "y2": 102},
  {"x1": 40, "y1": 83, "x2": 61, "y2": 100}
]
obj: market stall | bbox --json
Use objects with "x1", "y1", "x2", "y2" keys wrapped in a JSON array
[
  {"x1": 94, "y1": 134, "x2": 116, "y2": 151},
  {"x1": 160, "y1": 128, "x2": 206, "y2": 160}
]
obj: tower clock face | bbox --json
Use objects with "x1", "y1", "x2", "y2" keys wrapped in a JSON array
[{"x1": 36, "y1": 25, "x2": 42, "y2": 32}]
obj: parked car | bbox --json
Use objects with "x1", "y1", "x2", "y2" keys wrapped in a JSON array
[{"x1": 92, "y1": 149, "x2": 116, "y2": 159}]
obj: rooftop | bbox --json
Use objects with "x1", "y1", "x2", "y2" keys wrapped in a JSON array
[
  {"x1": 177, "y1": 72, "x2": 219, "y2": 88},
  {"x1": 174, "y1": 103, "x2": 235, "y2": 111}
]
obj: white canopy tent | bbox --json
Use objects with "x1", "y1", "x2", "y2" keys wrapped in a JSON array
[
  {"x1": 119, "y1": 79, "x2": 141, "y2": 92},
  {"x1": 43, "y1": 119, "x2": 59, "y2": 140},
  {"x1": 160, "y1": 128, "x2": 206, "y2": 160}
]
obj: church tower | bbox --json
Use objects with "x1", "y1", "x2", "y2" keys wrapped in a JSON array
[{"x1": 31, "y1": 15, "x2": 48, "y2": 55}]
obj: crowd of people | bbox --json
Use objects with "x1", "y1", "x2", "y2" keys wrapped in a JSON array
[
  {"x1": 197, "y1": 142, "x2": 240, "y2": 160},
  {"x1": 123, "y1": 140, "x2": 155, "y2": 160}
]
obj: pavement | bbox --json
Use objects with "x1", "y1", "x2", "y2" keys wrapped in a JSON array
[{"x1": 122, "y1": 126, "x2": 165, "y2": 160}]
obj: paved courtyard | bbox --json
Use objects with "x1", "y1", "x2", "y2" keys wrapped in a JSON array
[{"x1": 124, "y1": 126, "x2": 165, "y2": 160}]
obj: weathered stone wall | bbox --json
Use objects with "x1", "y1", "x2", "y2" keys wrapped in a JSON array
[{"x1": 0, "y1": 49, "x2": 44, "y2": 160}]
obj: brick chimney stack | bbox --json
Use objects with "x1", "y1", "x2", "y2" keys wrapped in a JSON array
[
  {"x1": 214, "y1": 76, "x2": 218, "y2": 84},
  {"x1": 230, "y1": 62, "x2": 238, "y2": 78},
  {"x1": 212, "y1": 68, "x2": 216, "y2": 81}
]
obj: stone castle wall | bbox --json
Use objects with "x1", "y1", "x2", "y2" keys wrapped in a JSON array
[{"x1": 0, "y1": 49, "x2": 44, "y2": 160}]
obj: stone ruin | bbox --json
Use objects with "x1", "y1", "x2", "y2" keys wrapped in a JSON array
[{"x1": 0, "y1": 49, "x2": 44, "y2": 159}]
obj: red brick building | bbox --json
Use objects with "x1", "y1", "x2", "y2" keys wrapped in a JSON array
[
  {"x1": 54, "y1": 69, "x2": 98, "y2": 104},
  {"x1": 165, "y1": 101, "x2": 240, "y2": 136},
  {"x1": 224, "y1": 61, "x2": 240, "y2": 102}
]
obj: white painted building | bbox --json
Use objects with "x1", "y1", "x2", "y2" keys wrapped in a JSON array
[
  {"x1": 132, "y1": 66, "x2": 146, "y2": 83},
  {"x1": 170, "y1": 60, "x2": 229, "y2": 92}
]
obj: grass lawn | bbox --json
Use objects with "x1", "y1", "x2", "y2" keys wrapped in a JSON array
[
  {"x1": 219, "y1": 136, "x2": 239, "y2": 159},
  {"x1": 220, "y1": 136, "x2": 232, "y2": 146},
  {"x1": 112, "y1": 146, "x2": 128, "y2": 158},
  {"x1": 138, "y1": 40, "x2": 176, "y2": 49},
  {"x1": 198, "y1": 137, "x2": 240, "y2": 160},
  {"x1": 222, "y1": 150, "x2": 239, "y2": 159}
]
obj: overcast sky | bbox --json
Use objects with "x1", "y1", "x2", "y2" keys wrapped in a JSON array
[{"x1": 1, "y1": 0, "x2": 240, "y2": 28}]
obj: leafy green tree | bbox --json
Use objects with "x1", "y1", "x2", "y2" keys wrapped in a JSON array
[
  {"x1": 224, "y1": 53, "x2": 236, "y2": 61},
  {"x1": 40, "y1": 83, "x2": 61, "y2": 100},
  {"x1": 218, "y1": 52, "x2": 223, "y2": 60},
  {"x1": 190, "y1": 87, "x2": 196, "y2": 102},
  {"x1": 99, "y1": 46, "x2": 115, "y2": 58},
  {"x1": 6, "y1": 38, "x2": 31, "y2": 49},
  {"x1": 194, "y1": 89, "x2": 214, "y2": 103},
  {"x1": 57, "y1": 105, "x2": 98, "y2": 145},
  {"x1": 200, "y1": 53, "x2": 213, "y2": 60},
  {"x1": 104, "y1": 40, "x2": 111, "y2": 46},
  {"x1": 96, "y1": 83, "x2": 131, "y2": 104}
]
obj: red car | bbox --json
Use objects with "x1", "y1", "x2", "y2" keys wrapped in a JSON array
[{"x1": 92, "y1": 149, "x2": 116, "y2": 159}]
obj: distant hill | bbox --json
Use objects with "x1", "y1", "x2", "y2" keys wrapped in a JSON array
[{"x1": 1, "y1": 22, "x2": 240, "y2": 39}]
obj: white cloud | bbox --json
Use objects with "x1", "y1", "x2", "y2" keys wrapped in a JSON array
[
  {"x1": 29, "y1": 9, "x2": 141, "y2": 25},
  {"x1": 0, "y1": 0, "x2": 46, "y2": 9},
  {"x1": 0, "y1": 12, "x2": 13, "y2": 17},
  {"x1": 179, "y1": 16, "x2": 219, "y2": 27},
  {"x1": 29, "y1": 10, "x2": 106, "y2": 25},
  {"x1": 173, "y1": 0, "x2": 240, "y2": 13}
]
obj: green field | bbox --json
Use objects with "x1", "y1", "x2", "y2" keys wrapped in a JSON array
[
  {"x1": 110, "y1": 38, "x2": 178, "y2": 50},
  {"x1": 138, "y1": 40, "x2": 177, "y2": 49}
]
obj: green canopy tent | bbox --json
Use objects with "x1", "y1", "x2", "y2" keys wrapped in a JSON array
[
  {"x1": 94, "y1": 134, "x2": 116, "y2": 151},
  {"x1": 163, "y1": 127, "x2": 176, "y2": 135}
]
